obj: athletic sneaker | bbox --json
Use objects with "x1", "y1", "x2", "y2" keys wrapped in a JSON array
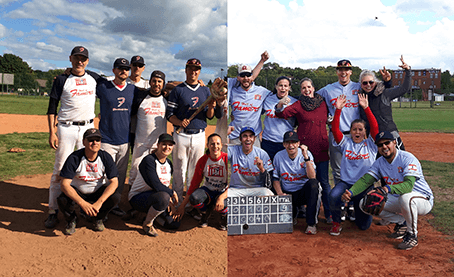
[
  {"x1": 330, "y1": 222, "x2": 342, "y2": 236},
  {"x1": 93, "y1": 219, "x2": 105, "y2": 232},
  {"x1": 347, "y1": 206, "x2": 355, "y2": 221},
  {"x1": 388, "y1": 222, "x2": 407, "y2": 239},
  {"x1": 187, "y1": 208, "x2": 202, "y2": 221},
  {"x1": 305, "y1": 225, "x2": 317, "y2": 235},
  {"x1": 397, "y1": 232, "x2": 418, "y2": 250},
  {"x1": 325, "y1": 216, "x2": 333, "y2": 224},
  {"x1": 44, "y1": 213, "x2": 59, "y2": 229},
  {"x1": 340, "y1": 206, "x2": 346, "y2": 221},
  {"x1": 143, "y1": 225, "x2": 158, "y2": 237},
  {"x1": 219, "y1": 214, "x2": 227, "y2": 231},
  {"x1": 65, "y1": 219, "x2": 77, "y2": 235}
]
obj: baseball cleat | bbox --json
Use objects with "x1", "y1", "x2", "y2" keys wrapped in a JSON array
[
  {"x1": 388, "y1": 222, "x2": 407, "y2": 239},
  {"x1": 143, "y1": 225, "x2": 158, "y2": 237},
  {"x1": 64, "y1": 219, "x2": 77, "y2": 235},
  {"x1": 93, "y1": 219, "x2": 105, "y2": 232},
  {"x1": 330, "y1": 222, "x2": 342, "y2": 236},
  {"x1": 44, "y1": 213, "x2": 59, "y2": 229},
  {"x1": 305, "y1": 225, "x2": 317, "y2": 235},
  {"x1": 397, "y1": 232, "x2": 418, "y2": 250}
]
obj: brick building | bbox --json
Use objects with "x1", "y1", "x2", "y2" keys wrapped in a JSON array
[{"x1": 391, "y1": 68, "x2": 441, "y2": 101}]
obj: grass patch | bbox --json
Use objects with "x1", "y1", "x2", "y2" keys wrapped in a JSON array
[
  {"x1": 392, "y1": 108, "x2": 454, "y2": 133},
  {"x1": 421, "y1": 160, "x2": 454, "y2": 236},
  {"x1": 0, "y1": 132, "x2": 55, "y2": 180}
]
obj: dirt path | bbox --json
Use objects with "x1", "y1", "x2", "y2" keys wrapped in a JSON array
[{"x1": 1, "y1": 114, "x2": 453, "y2": 276}]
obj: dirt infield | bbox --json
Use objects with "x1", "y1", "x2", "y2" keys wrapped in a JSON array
[{"x1": 1, "y1": 114, "x2": 453, "y2": 276}]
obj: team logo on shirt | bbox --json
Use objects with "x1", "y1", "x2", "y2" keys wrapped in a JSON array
[
  {"x1": 383, "y1": 176, "x2": 403, "y2": 186},
  {"x1": 151, "y1": 102, "x2": 161, "y2": 108},
  {"x1": 231, "y1": 101, "x2": 260, "y2": 112},
  {"x1": 352, "y1": 89, "x2": 359, "y2": 95},
  {"x1": 86, "y1": 163, "x2": 98, "y2": 173},
  {"x1": 345, "y1": 150, "x2": 369, "y2": 160},
  {"x1": 408, "y1": 164, "x2": 417, "y2": 171},
  {"x1": 254, "y1": 94, "x2": 262, "y2": 100},
  {"x1": 208, "y1": 164, "x2": 224, "y2": 177},
  {"x1": 75, "y1": 78, "x2": 87, "y2": 86},
  {"x1": 160, "y1": 165, "x2": 168, "y2": 175},
  {"x1": 398, "y1": 167, "x2": 404, "y2": 173},
  {"x1": 191, "y1": 97, "x2": 199, "y2": 107},
  {"x1": 330, "y1": 98, "x2": 358, "y2": 108}
]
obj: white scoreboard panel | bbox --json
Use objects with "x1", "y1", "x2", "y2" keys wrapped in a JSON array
[{"x1": 226, "y1": 195, "x2": 293, "y2": 235}]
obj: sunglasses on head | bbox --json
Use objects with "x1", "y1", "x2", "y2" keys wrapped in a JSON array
[
  {"x1": 88, "y1": 138, "x2": 101, "y2": 143},
  {"x1": 239, "y1": 72, "x2": 252, "y2": 78},
  {"x1": 132, "y1": 63, "x2": 144, "y2": 68},
  {"x1": 362, "y1": 80, "x2": 375, "y2": 85},
  {"x1": 377, "y1": 140, "x2": 392, "y2": 147}
]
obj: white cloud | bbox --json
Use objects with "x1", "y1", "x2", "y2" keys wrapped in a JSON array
[
  {"x1": 394, "y1": 0, "x2": 454, "y2": 17},
  {"x1": 228, "y1": 0, "x2": 454, "y2": 73},
  {"x1": 0, "y1": 23, "x2": 7, "y2": 37},
  {"x1": 36, "y1": 42, "x2": 63, "y2": 53}
]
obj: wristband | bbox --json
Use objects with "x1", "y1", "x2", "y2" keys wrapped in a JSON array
[{"x1": 304, "y1": 158, "x2": 310, "y2": 162}]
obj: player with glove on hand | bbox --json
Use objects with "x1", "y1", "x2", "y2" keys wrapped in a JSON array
[{"x1": 342, "y1": 131, "x2": 433, "y2": 250}]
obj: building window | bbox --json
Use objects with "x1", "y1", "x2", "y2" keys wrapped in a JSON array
[
  {"x1": 435, "y1": 73, "x2": 438, "y2": 78},
  {"x1": 400, "y1": 74, "x2": 402, "y2": 78},
  {"x1": 395, "y1": 73, "x2": 398, "y2": 79},
  {"x1": 423, "y1": 71, "x2": 426, "y2": 76},
  {"x1": 423, "y1": 81, "x2": 426, "y2": 85},
  {"x1": 430, "y1": 73, "x2": 433, "y2": 78},
  {"x1": 411, "y1": 72, "x2": 415, "y2": 76},
  {"x1": 414, "y1": 81, "x2": 418, "y2": 86},
  {"x1": 418, "y1": 71, "x2": 421, "y2": 76}
]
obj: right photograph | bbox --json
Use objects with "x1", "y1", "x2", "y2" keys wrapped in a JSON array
[{"x1": 226, "y1": 0, "x2": 454, "y2": 276}]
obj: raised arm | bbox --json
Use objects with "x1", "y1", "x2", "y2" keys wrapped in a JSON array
[
  {"x1": 332, "y1": 94, "x2": 346, "y2": 144},
  {"x1": 359, "y1": 94, "x2": 379, "y2": 140},
  {"x1": 251, "y1": 51, "x2": 270, "y2": 81}
]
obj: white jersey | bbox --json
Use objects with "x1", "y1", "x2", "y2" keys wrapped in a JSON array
[
  {"x1": 262, "y1": 93, "x2": 297, "y2": 143},
  {"x1": 135, "y1": 95, "x2": 167, "y2": 148},
  {"x1": 55, "y1": 73, "x2": 98, "y2": 121},
  {"x1": 273, "y1": 148, "x2": 316, "y2": 192},
  {"x1": 335, "y1": 136, "x2": 377, "y2": 184},
  {"x1": 127, "y1": 77, "x2": 150, "y2": 89},
  {"x1": 368, "y1": 150, "x2": 433, "y2": 199},
  {"x1": 317, "y1": 81, "x2": 361, "y2": 132},
  {"x1": 228, "y1": 145, "x2": 274, "y2": 189},
  {"x1": 228, "y1": 78, "x2": 272, "y2": 139}
]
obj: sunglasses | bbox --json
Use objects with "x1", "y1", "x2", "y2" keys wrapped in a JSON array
[
  {"x1": 88, "y1": 138, "x2": 101, "y2": 143},
  {"x1": 132, "y1": 63, "x2": 144, "y2": 68},
  {"x1": 377, "y1": 140, "x2": 392, "y2": 147},
  {"x1": 362, "y1": 80, "x2": 375, "y2": 85},
  {"x1": 117, "y1": 66, "x2": 130, "y2": 71},
  {"x1": 239, "y1": 72, "x2": 252, "y2": 78}
]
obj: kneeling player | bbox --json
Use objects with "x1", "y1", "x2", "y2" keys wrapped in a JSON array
[
  {"x1": 175, "y1": 133, "x2": 228, "y2": 230},
  {"x1": 128, "y1": 133, "x2": 179, "y2": 237},
  {"x1": 273, "y1": 131, "x2": 321, "y2": 235},
  {"x1": 342, "y1": 131, "x2": 433, "y2": 250},
  {"x1": 57, "y1": 128, "x2": 120, "y2": 235}
]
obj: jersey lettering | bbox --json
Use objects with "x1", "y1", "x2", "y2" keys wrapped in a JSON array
[
  {"x1": 345, "y1": 150, "x2": 370, "y2": 160},
  {"x1": 265, "y1": 109, "x2": 277, "y2": 118},
  {"x1": 330, "y1": 98, "x2": 358, "y2": 108},
  {"x1": 382, "y1": 176, "x2": 403, "y2": 186},
  {"x1": 231, "y1": 101, "x2": 260, "y2": 112},
  {"x1": 281, "y1": 172, "x2": 306, "y2": 182},
  {"x1": 117, "y1": 97, "x2": 126, "y2": 108},
  {"x1": 191, "y1": 97, "x2": 199, "y2": 107},
  {"x1": 232, "y1": 164, "x2": 259, "y2": 176},
  {"x1": 70, "y1": 88, "x2": 95, "y2": 97}
]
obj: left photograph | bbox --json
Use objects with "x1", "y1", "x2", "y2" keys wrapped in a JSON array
[{"x1": 0, "y1": 0, "x2": 228, "y2": 276}]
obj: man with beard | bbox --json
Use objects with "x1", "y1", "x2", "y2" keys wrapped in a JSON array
[
  {"x1": 96, "y1": 58, "x2": 137, "y2": 214},
  {"x1": 228, "y1": 51, "x2": 271, "y2": 146},
  {"x1": 228, "y1": 127, "x2": 274, "y2": 197},
  {"x1": 342, "y1": 131, "x2": 433, "y2": 250}
]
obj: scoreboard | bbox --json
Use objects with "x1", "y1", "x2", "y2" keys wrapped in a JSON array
[{"x1": 226, "y1": 195, "x2": 293, "y2": 235}]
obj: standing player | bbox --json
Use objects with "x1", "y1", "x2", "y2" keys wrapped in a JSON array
[
  {"x1": 96, "y1": 58, "x2": 136, "y2": 216},
  {"x1": 128, "y1": 70, "x2": 167, "y2": 188},
  {"x1": 342, "y1": 131, "x2": 433, "y2": 250},
  {"x1": 272, "y1": 131, "x2": 321, "y2": 234},
  {"x1": 175, "y1": 133, "x2": 228, "y2": 230},
  {"x1": 128, "y1": 55, "x2": 150, "y2": 89},
  {"x1": 228, "y1": 51, "x2": 271, "y2": 146},
  {"x1": 166, "y1": 58, "x2": 223, "y2": 201},
  {"x1": 317, "y1": 60, "x2": 361, "y2": 185},
  {"x1": 45, "y1": 46, "x2": 101, "y2": 228}
]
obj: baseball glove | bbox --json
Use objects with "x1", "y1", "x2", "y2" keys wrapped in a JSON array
[
  {"x1": 210, "y1": 77, "x2": 227, "y2": 100},
  {"x1": 360, "y1": 186, "x2": 388, "y2": 216}
]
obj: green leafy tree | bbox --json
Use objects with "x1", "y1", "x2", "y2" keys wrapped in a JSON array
[
  {"x1": 0, "y1": 53, "x2": 32, "y2": 74},
  {"x1": 45, "y1": 69, "x2": 66, "y2": 92},
  {"x1": 441, "y1": 70, "x2": 452, "y2": 90}
]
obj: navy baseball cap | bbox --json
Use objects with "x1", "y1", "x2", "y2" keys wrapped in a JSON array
[
  {"x1": 375, "y1": 131, "x2": 395, "y2": 144},
  {"x1": 158, "y1": 133, "x2": 175, "y2": 144},
  {"x1": 113, "y1": 58, "x2": 130, "y2": 69},
  {"x1": 150, "y1": 70, "x2": 166, "y2": 83},
  {"x1": 71, "y1": 46, "x2": 89, "y2": 58},
  {"x1": 186, "y1": 58, "x2": 202, "y2": 68},
  {"x1": 283, "y1": 131, "x2": 299, "y2": 142},
  {"x1": 83, "y1": 128, "x2": 102, "y2": 140},
  {"x1": 131, "y1": 55, "x2": 145, "y2": 65},
  {"x1": 239, "y1": 127, "x2": 255, "y2": 136},
  {"x1": 336, "y1": 59, "x2": 352, "y2": 69}
]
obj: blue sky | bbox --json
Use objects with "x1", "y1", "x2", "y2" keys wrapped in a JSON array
[
  {"x1": 228, "y1": 0, "x2": 454, "y2": 74},
  {"x1": 0, "y1": 0, "x2": 227, "y2": 83}
]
